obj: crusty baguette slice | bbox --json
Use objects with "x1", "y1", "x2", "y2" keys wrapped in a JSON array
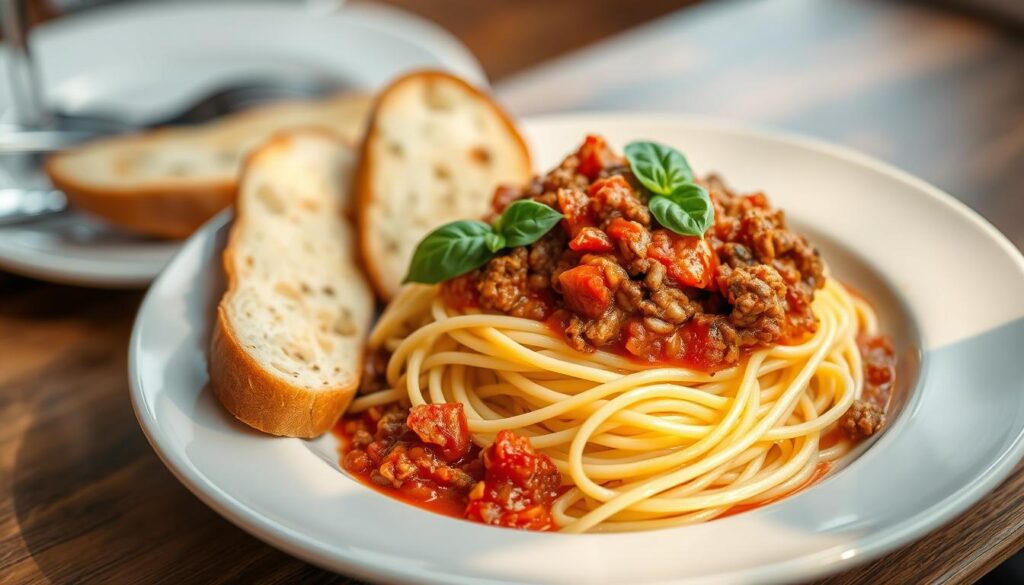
[
  {"x1": 209, "y1": 130, "x2": 373, "y2": 438},
  {"x1": 356, "y1": 71, "x2": 531, "y2": 300},
  {"x1": 46, "y1": 93, "x2": 373, "y2": 239}
]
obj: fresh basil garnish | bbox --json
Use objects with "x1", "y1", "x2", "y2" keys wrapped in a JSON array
[
  {"x1": 404, "y1": 221, "x2": 499, "y2": 284},
  {"x1": 493, "y1": 200, "x2": 564, "y2": 248},
  {"x1": 624, "y1": 141, "x2": 694, "y2": 196},
  {"x1": 648, "y1": 185, "x2": 714, "y2": 237},
  {"x1": 404, "y1": 201, "x2": 563, "y2": 284},
  {"x1": 625, "y1": 140, "x2": 713, "y2": 237}
]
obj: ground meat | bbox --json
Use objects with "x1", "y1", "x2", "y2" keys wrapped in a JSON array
[
  {"x1": 374, "y1": 443, "x2": 477, "y2": 491},
  {"x1": 718, "y1": 242, "x2": 755, "y2": 268},
  {"x1": 477, "y1": 248, "x2": 549, "y2": 320},
  {"x1": 787, "y1": 235, "x2": 825, "y2": 289},
  {"x1": 564, "y1": 314, "x2": 590, "y2": 352},
  {"x1": 541, "y1": 155, "x2": 590, "y2": 194},
  {"x1": 448, "y1": 135, "x2": 831, "y2": 371},
  {"x1": 527, "y1": 231, "x2": 567, "y2": 290},
  {"x1": 607, "y1": 218, "x2": 650, "y2": 265},
  {"x1": 840, "y1": 400, "x2": 886, "y2": 439},
  {"x1": 589, "y1": 176, "x2": 651, "y2": 226},
  {"x1": 700, "y1": 315, "x2": 741, "y2": 366},
  {"x1": 721, "y1": 264, "x2": 787, "y2": 337},
  {"x1": 478, "y1": 248, "x2": 528, "y2": 313},
  {"x1": 740, "y1": 208, "x2": 779, "y2": 262},
  {"x1": 647, "y1": 287, "x2": 697, "y2": 324},
  {"x1": 585, "y1": 306, "x2": 624, "y2": 346},
  {"x1": 615, "y1": 279, "x2": 644, "y2": 312}
]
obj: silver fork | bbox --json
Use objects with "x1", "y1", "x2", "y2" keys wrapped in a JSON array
[{"x1": 0, "y1": 74, "x2": 344, "y2": 155}]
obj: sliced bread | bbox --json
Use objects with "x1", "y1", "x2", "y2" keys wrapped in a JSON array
[
  {"x1": 355, "y1": 71, "x2": 532, "y2": 300},
  {"x1": 209, "y1": 130, "x2": 373, "y2": 438},
  {"x1": 46, "y1": 93, "x2": 373, "y2": 239}
]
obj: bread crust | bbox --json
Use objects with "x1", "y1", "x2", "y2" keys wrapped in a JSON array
[
  {"x1": 45, "y1": 93, "x2": 372, "y2": 240},
  {"x1": 50, "y1": 170, "x2": 234, "y2": 239},
  {"x1": 209, "y1": 130, "x2": 366, "y2": 438},
  {"x1": 209, "y1": 306, "x2": 354, "y2": 438},
  {"x1": 355, "y1": 70, "x2": 532, "y2": 300}
]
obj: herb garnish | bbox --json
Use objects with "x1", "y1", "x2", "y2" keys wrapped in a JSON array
[
  {"x1": 625, "y1": 141, "x2": 713, "y2": 237},
  {"x1": 404, "y1": 199, "x2": 562, "y2": 284}
]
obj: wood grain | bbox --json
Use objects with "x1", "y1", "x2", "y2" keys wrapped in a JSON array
[{"x1": 1, "y1": 0, "x2": 1023, "y2": 583}]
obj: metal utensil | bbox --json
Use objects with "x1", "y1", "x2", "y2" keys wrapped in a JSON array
[
  {"x1": 0, "y1": 0, "x2": 345, "y2": 222},
  {"x1": 1, "y1": 76, "x2": 344, "y2": 155},
  {"x1": 0, "y1": 187, "x2": 67, "y2": 224},
  {"x1": 0, "y1": 76, "x2": 343, "y2": 220}
]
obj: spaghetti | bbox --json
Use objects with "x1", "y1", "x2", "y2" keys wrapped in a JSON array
[
  {"x1": 347, "y1": 276, "x2": 875, "y2": 532},
  {"x1": 338, "y1": 135, "x2": 896, "y2": 532}
]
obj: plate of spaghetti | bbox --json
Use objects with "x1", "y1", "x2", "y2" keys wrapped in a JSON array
[{"x1": 130, "y1": 110, "x2": 1024, "y2": 585}]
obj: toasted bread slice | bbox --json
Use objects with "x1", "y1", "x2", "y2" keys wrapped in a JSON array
[
  {"x1": 46, "y1": 93, "x2": 373, "y2": 239},
  {"x1": 209, "y1": 130, "x2": 373, "y2": 438},
  {"x1": 356, "y1": 71, "x2": 531, "y2": 300}
]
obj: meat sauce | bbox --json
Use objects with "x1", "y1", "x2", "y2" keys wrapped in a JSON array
[
  {"x1": 839, "y1": 334, "x2": 897, "y2": 439},
  {"x1": 441, "y1": 135, "x2": 826, "y2": 372},
  {"x1": 336, "y1": 403, "x2": 562, "y2": 531}
]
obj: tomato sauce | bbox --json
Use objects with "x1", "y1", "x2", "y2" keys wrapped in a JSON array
[
  {"x1": 719, "y1": 461, "x2": 831, "y2": 519},
  {"x1": 335, "y1": 404, "x2": 562, "y2": 531}
]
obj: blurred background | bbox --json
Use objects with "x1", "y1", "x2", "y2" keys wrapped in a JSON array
[{"x1": 1, "y1": 0, "x2": 1022, "y2": 584}]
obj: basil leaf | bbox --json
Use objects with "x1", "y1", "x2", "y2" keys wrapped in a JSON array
[
  {"x1": 624, "y1": 141, "x2": 694, "y2": 196},
  {"x1": 404, "y1": 220, "x2": 498, "y2": 284},
  {"x1": 484, "y1": 231, "x2": 506, "y2": 253},
  {"x1": 494, "y1": 199, "x2": 563, "y2": 248},
  {"x1": 648, "y1": 184, "x2": 714, "y2": 237}
]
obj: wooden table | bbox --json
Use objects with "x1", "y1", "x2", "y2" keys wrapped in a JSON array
[{"x1": 2, "y1": 0, "x2": 1023, "y2": 583}]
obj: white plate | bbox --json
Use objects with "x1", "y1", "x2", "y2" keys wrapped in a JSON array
[
  {"x1": 129, "y1": 114, "x2": 1024, "y2": 584},
  {"x1": 0, "y1": 0, "x2": 485, "y2": 288}
]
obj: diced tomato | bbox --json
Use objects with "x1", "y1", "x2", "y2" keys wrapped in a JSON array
[
  {"x1": 465, "y1": 430, "x2": 561, "y2": 531},
  {"x1": 621, "y1": 318, "x2": 719, "y2": 371},
  {"x1": 859, "y1": 334, "x2": 896, "y2": 403},
  {"x1": 647, "y1": 229, "x2": 716, "y2": 289},
  {"x1": 440, "y1": 274, "x2": 480, "y2": 310},
  {"x1": 587, "y1": 175, "x2": 642, "y2": 217},
  {"x1": 557, "y1": 265, "x2": 613, "y2": 319},
  {"x1": 605, "y1": 217, "x2": 650, "y2": 257},
  {"x1": 482, "y1": 431, "x2": 560, "y2": 489},
  {"x1": 675, "y1": 319, "x2": 716, "y2": 371},
  {"x1": 575, "y1": 134, "x2": 618, "y2": 180},
  {"x1": 556, "y1": 187, "x2": 596, "y2": 236},
  {"x1": 569, "y1": 227, "x2": 614, "y2": 253},
  {"x1": 605, "y1": 217, "x2": 645, "y2": 240},
  {"x1": 587, "y1": 175, "x2": 633, "y2": 199},
  {"x1": 406, "y1": 403, "x2": 471, "y2": 462}
]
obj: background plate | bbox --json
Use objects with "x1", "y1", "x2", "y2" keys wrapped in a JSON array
[{"x1": 0, "y1": 0, "x2": 485, "y2": 287}]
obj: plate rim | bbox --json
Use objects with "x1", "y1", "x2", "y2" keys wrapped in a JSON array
[{"x1": 130, "y1": 112, "x2": 1024, "y2": 585}]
